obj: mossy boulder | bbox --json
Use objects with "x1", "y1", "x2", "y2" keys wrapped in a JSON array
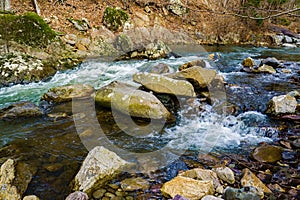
[
  {"x1": 0, "y1": 12, "x2": 57, "y2": 48},
  {"x1": 102, "y1": 7, "x2": 129, "y2": 32}
]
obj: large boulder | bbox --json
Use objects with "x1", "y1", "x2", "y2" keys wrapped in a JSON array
[
  {"x1": 0, "y1": 159, "x2": 36, "y2": 200},
  {"x1": 178, "y1": 59, "x2": 206, "y2": 71},
  {"x1": 161, "y1": 176, "x2": 214, "y2": 200},
  {"x1": 116, "y1": 40, "x2": 172, "y2": 60},
  {"x1": 133, "y1": 72, "x2": 196, "y2": 97},
  {"x1": 41, "y1": 84, "x2": 94, "y2": 103},
  {"x1": 265, "y1": 94, "x2": 297, "y2": 115},
  {"x1": 73, "y1": 146, "x2": 130, "y2": 196},
  {"x1": 95, "y1": 81, "x2": 172, "y2": 120},
  {"x1": 0, "y1": 101, "x2": 43, "y2": 120},
  {"x1": 166, "y1": 66, "x2": 217, "y2": 91}
]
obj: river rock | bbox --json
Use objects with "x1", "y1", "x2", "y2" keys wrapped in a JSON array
[
  {"x1": 161, "y1": 176, "x2": 214, "y2": 200},
  {"x1": 266, "y1": 94, "x2": 297, "y2": 115},
  {"x1": 0, "y1": 159, "x2": 36, "y2": 200},
  {"x1": 179, "y1": 168, "x2": 223, "y2": 193},
  {"x1": 212, "y1": 166, "x2": 235, "y2": 184},
  {"x1": 147, "y1": 63, "x2": 171, "y2": 74},
  {"x1": 133, "y1": 72, "x2": 196, "y2": 97},
  {"x1": 41, "y1": 84, "x2": 94, "y2": 103},
  {"x1": 251, "y1": 144, "x2": 283, "y2": 163},
  {"x1": 241, "y1": 168, "x2": 272, "y2": 196},
  {"x1": 23, "y1": 195, "x2": 40, "y2": 200},
  {"x1": 202, "y1": 195, "x2": 224, "y2": 200},
  {"x1": 0, "y1": 101, "x2": 43, "y2": 120},
  {"x1": 167, "y1": 66, "x2": 217, "y2": 91},
  {"x1": 117, "y1": 40, "x2": 172, "y2": 60},
  {"x1": 242, "y1": 57, "x2": 256, "y2": 68},
  {"x1": 283, "y1": 36, "x2": 293, "y2": 43},
  {"x1": 282, "y1": 43, "x2": 297, "y2": 48},
  {"x1": 255, "y1": 64, "x2": 276, "y2": 74},
  {"x1": 65, "y1": 191, "x2": 89, "y2": 200},
  {"x1": 178, "y1": 59, "x2": 206, "y2": 71},
  {"x1": 73, "y1": 146, "x2": 130, "y2": 196},
  {"x1": 223, "y1": 186, "x2": 261, "y2": 200},
  {"x1": 260, "y1": 57, "x2": 283, "y2": 68},
  {"x1": 95, "y1": 81, "x2": 172, "y2": 120},
  {"x1": 120, "y1": 177, "x2": 150, "y2": 191},
  {"x1": 167, "y1": 0, "x2": 188, "y2": 16},
  {"x1": 173, "y1": 194, "x2": 189, "y2": 200}
]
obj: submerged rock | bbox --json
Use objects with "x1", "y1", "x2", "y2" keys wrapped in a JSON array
[
  {"x1": 116, "y1": 40, "x2": 171, "y2": 60},
  {"x1": 0, "y1": 101, "x2": 43, "y2": 120},
  {"x1": 147, "y1": 63, "x2": 171, "y2": 74},
  {"x1": 260, "y1": 57, "x2": 283, "y2": 68},
  {"x1": 223, "y1": 186, "x2": 261, "y2": 200},
  {"x1": 241, "y1": 168, "x2": 272, "y2": 196},
  {"x1": 251, "y1": 144, "x2": 283, "y2": 163},
  {"x1": 120, "y1": 177, "x2": 150, "y2": 191},
  {"x1": 266, "y1": 94, "x2": 297, "y2": 115},
  {"x1": 167, "y1": 66, "x2": 217, "y2": 91},
  {"x1": 41, "y1": 84, "x2": 94, "y2": 103},
  {"x1": 95, "y1": 81, "x2": 172, "y2": 120},
  {"x1": 133, "y1": 72, "x2": 196, "y2": 97},
  {"x1": 73, "y1": 146, "x2": 130, "y2": 196},
  {"x1": 0, "y1": 159, "x2": 36, "y2": 200},
  {"x1": 161, "y1": 176, "x2": 214, "y2": 200}
]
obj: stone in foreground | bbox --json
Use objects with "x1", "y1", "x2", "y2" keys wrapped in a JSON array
[
  {"x1": 95, "y1": 81, "x2": 171, "y2": 120},
  {"x1": 161, "y1": 176, "x2": 214, "y2": 200},
  {"x1": 0, "y1": 101, "x2": 43, "y2": 120},
  {"x1": 73, "y1": 146, "x2": 130, "y2": 196},
  {"x1": 223, "y1": 186, "x2": 261, "y2": 200},
  {"x1": 133, "y1": 72, "x2": 196, "y2": 97},
  {"x1": 213, "y1": 166, "x2": 235, "y2": 184},
  {"x1": 251, "y1": 144, "x2": 283, "y2": 163},
  {"x1": 266, "y1": 94, "x2": 297, "y2": 115},
  {"x1": 41, "y1": 84, "x2": 94, "y2": 103}
]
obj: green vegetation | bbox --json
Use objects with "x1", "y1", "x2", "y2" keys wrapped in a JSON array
[
  {"x1": 102, "y1": 7, "x2": 129, "y2": 32},
  {"x1": 0, "y1": 12, "x2": 57, "y2": 48}
]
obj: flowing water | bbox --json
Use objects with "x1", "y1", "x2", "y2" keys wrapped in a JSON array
[{"x1": 0, "y1": 45, "x2": 299, "y2": 199}]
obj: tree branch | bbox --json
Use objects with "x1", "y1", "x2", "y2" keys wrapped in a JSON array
[{"x1": 32, "y1": 0, "x2": 41, "y2": 15}]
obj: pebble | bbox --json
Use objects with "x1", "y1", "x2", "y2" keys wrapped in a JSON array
[
  {"x1": 105, "y1": 192, "x2": 116, "y2": 198},
  {"x1": 251, "y1": 144, "x2": 282, "y2": 163},
  {"x1": 93, "y1": 188, "x2": 106, "y2": 199}
]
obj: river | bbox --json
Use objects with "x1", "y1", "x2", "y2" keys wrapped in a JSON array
[{"x1": 0, "y1": 45, "x2": 299, "y2": 199}]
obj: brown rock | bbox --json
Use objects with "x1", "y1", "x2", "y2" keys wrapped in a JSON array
[
  {"x1": 120, "y1": 177, "x2": 150, "y2": 191},
  {"x1": 178, "y1": 59, "x2": 206, "y2": 71},
  {"x1": 251, "y1": 144, "x2": 283, "y2": 163},
  {"x1": 161, "y1": 176, "x2": 214, "y2": 200}
]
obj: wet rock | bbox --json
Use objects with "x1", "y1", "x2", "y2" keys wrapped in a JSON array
[
  {"x1": 133, "y1": 72, "x2": 196, "y2": 97},
  {"x1": 282, "y1": 43, "x2": 297, "y2": 48},
  {"x1": 251, "y1": 144, "x2": 283, "y2": 163},
  {"x1": 212, "y1": 166, "x2": 235, "y2": 184},
  {"x1": 282, "y1": 150, "x2": 296, "y2": 160},
  {"x1": 95, "y1": 81, "x2": 172, "y2": 120},
  {"x1": 43, "y1": 163, "x2": 63, "y2": 173},
  {"x1": 260, "y1": 57, "x2": 283, "y2": 68},
  {"x1": 202, "y1": 195, "x2": 224, "y2": 200},
  {"x1": 242, "y1": 57, "x2": 256, "y2": 68},
  {"x1": 266, "y1": 94, "x2": 297, "y2": 115},
  {"x1": 120, "y1": 177, "x2": 150, "y2": 191},
  {"x1": 147, "y1": 63, "x2": 171, "y2": 74},
  {"x1": 65, "y1": 191, "x2": 89, "y2": 200},
  {"x1": 198, "y1": 153, "x2": 220, "y2": 167},
  {"x1": 0, "y1": 159, "x2": 36, "y2": 200},
  {"x1": 73, "y1": 146, "x2": 130, "y2": 196},
  {"x1": 292, "y1": 139, "x2": 300, "y2": 148},
  {"x1": 178, "y1": 59, "x2": 206, "y2": 71},
  {"x1": 41, "y1": 84, "x2": 94, "y2": 103},
  {"x1": 241, "y1": 168, "x2": 272, "y2": 196},
  {"x1": 102, "y1": 7, "x2": 129, "y2": 32},
  {"x1": 23, "y1": 195, "x2": 40, "y2": 200},
  {"x1": 167, "y1": 0, "x2": 188, "y2": 16},
  {"x1": 173, "y1": 194, "x2": 189, "y2": 200},
  {"x1": 117, "y1": 40, "x2": 171, "y2": 60},
  {"x1": 167, "y1": 66, "x2": 217, "y2": 90},
  {"x1": 255, "y1": 64, "x2": 276, "y2": 74},
  {"x1": 179, "y1": 168, "x2": 223, "y2": 193},
  {"x1": 0, "y1": 101, "x2": 43, "y2": 120},
  {"x1": 92, "y1": 189, "x2": 106, "y2": 199},
  {"x1": 223, "y1": 186, "x2": 261, "y2": 200},
  {"x1": 161, "y1": 176, "x2": 214, "y2": 200}
]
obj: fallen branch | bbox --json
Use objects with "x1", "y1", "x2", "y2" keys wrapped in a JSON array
[{"x1": 32, "y1": 0, "x2": 41, "y2": 15}]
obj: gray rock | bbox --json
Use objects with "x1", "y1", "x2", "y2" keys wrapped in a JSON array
[
  {"x1": 282, "y1": 43, "x2": 297, "y2": 48},
  {"x1": 167, "y1": 0, "x2": 188, "y2": 16},
  {"x1": 133, "y1": 72, "x2": 196, "y2": 97},
  {"x1": 41, "y1": 84, "x2": 94, "y2": 103},
  {"x1": 0, "y1": 101, "x2": 43, "y2": 120},
  {"x1": 68, "y1": 18, "x2": 90, "y2": 32},
  {"x1": 73, "y1": 146, "x2": 130, "y2": 196},
  {"x1": 283, "y1": 35, "x2": 293, "y2": 43},
  {"x1": 115, "y1": 34, "x2": 133, "y2": 53},
  {"x1": 147, "y1": 63, "x2": 171, "y2": 74},
  {"x1": 272, "y1": 35, "x2": 284, "y2": 45},
  {"x1": 202, "y1": 195, "x2": 224, "y2": 200},
  {"x1": 266, "y1": 94, "x2": 297, "y2": 115},
  {"x1": 212, "y1": 166, "x2": 235, "y2": 184},
  {"x1": 95, "y1": 81, "x2": 172, "y2": 120},
  {"x1": 260, "y1": 57, "x2": 283, "y2": 68},
  {"x1": 223, "y1": 186, "x2": 261, "y2": 200},
  {"x1": 65, "y1": 191, "x2": 89, "y2": 200}
]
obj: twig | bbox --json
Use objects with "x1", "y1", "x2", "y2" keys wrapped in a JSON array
[{"x1": 32, "y1": 0, "x2": 41, "y2": 15}]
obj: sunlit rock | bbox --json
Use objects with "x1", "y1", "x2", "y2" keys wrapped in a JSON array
[
  {"x1": 242, "y1": 57, "x2": 256, "y2": 68},
  {"x1": 73, "y1": 146, "x2": 130, "y2": 196},
  {"x1": 120, "y1": 177, "x2": 150, "y2": 191},
  {"x1": 133, "y1": 72, "x2": 196, "y2": 97},
  {"x1": 212, "y1": 166, "x2": 235, "y2": 184},
  {"x1": 266, "y1": 94, "x2": 297, "y2": 115}
]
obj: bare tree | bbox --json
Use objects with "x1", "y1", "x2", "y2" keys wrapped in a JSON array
[{"x1": 1, "y1": 0, "x2": 10, "y2": 53}]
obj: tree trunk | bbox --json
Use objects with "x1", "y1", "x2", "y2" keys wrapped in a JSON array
[{"x1": 0, "y1": 0, "x2": 10, "y2": 11}]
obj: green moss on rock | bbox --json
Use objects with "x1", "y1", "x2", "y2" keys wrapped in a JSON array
[
  {"x1": 102, "y1": 7, "x2": 129, "y2": 32},
  {"x1": 0, "y1": 12, "x2": 57, "y2": 48}
]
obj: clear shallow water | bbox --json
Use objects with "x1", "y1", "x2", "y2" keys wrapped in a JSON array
[{"x1": 0, "y1": 45, "x2": 299, "y2": 199}]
